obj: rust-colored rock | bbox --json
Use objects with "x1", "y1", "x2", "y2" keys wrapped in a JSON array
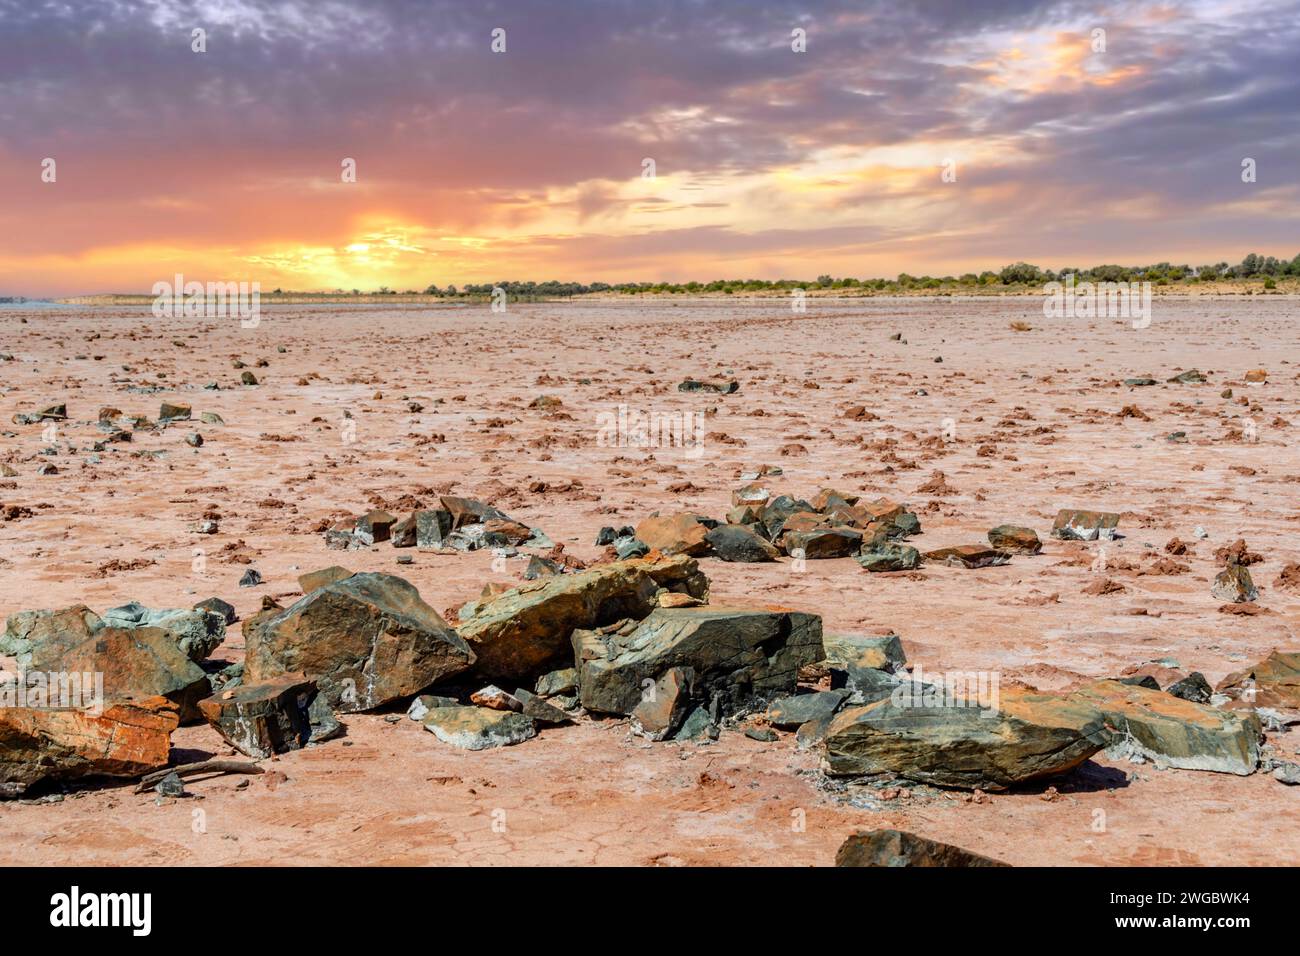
[
  {"x1": 0, "y1": 696, "x2": 179, "y2": 797},
  {"x1": 633, "y1": 513, "x2": 711, "y2": 556},
  {"x1": 1217, "y1": 651, "x2": 1300, "y2": 709}
]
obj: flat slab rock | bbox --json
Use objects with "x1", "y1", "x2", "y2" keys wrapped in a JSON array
[
  {"x1": 836, "y1": 829, "x2": 1010, "y2": 867},
  {"x1": 457, "y1": 554, "x2": 708, "y2": 682},
  {"x1": 1073, "y1": 679, "x2": 1260, "y2": 775},
  {"x1": 822, "y1": 687, "x2": 1110, "y2": 790},
  {"x1": 575, "y1": 605, "x2": 823, "y2": 718},
  {"x1": 0, "y1": 696, "x2": 179, "y2": 798},
  {"x1": 421, "y1": 705, "x2": 537, "y2": 750},
  {"x1": 244, "y1": 572, "x2": 474, "y2": 712}
]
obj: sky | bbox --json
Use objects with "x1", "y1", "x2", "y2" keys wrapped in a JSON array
[{"x1": 0, "y1": 0, "x2": 1297, "y2": 296}]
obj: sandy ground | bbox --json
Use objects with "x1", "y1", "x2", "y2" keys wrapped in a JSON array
[{"x1": 1, "y1": 295, "x2": 1298, "y2": 866}]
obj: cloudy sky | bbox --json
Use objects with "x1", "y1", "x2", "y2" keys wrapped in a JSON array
[{"x1": 0, "y1": 0, "x2": 1296, "y2": 295}]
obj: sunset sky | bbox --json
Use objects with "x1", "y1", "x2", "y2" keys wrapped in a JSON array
[{"x1": 0, "y1": 0, "x2": 1297, "y2": 296}]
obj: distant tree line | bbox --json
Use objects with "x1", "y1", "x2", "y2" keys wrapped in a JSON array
[{"x1": 411, "y1": 252, "x2": 1300, "y2": 297}]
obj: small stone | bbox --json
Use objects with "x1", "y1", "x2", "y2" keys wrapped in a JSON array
[
  {"x1": 154, "y1": 772, "x2": 186, "y2": 798},
  {"x1": 1052, "y1": 509, "x2": 1120, "y2": 541},
  {"x1": 421, "y1": 706, "x2": 536, "y2": 750},
  {"x1": 239, "y1": 569, "x2": 263, "y2": 588},
  {"x1": 1211, "y1": 563, "x2": 1258, "y2": 603},
  {"x1": 987, "y1": 525, "x2": 1041, "y2": 554},
  {"x1": 836, "y1": 829, "x2": 1009, "y2": 867},
  {"x1": 470, "y1": 685, "x2": 522, "y2": 711}
]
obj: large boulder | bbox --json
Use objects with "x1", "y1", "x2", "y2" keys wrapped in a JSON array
[
  {"x1": 1071, "y1": 679, "x2": 1259, "y2": 774},
  {"x1": 100, "y1": 601, "x2": 226, "y2": 662},
  {"x1": 29, "y1": 625, "x2": 210, "y2": 722},
  {"x1": 1, "y1": 604, "x2": 102, "y2": 666},
  {"x1": 575, "y1": 605, "x2": 823, "y2": 719},
  {"x1": 199, "y1": 674, "x2": 339, "y2": 758},
  {"x1": 822, "y1": 687, "x2": 1110, "y2": 789},
  {"x1": 244, "y1": 573, "x2": 474, "y2": 712},
  {"x1": 457, "y1": 555, "x2": 708, "y2": 682},
  {"x1": 0, "y1": 696, "x2": 179, "y2": 798},
  {"x1": 1216, "y1": 651, "x2": 1300, "y2": 709},
  {"x1": 836, "y1": 829, "x2": 1009, "y2": 867}
]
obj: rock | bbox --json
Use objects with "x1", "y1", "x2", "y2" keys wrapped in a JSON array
[
  {"x1": 823, "y1": 633, "x2": 906, "y2": 694},
  {"x1": 783, "y1": 527, "x2": 863, "y2": 559},
  {"x1": 194, "y1": 596, "x2": 237, "y2": 625},
  {"x1": 674, "y1": 706, "x2": 719, "y2": 741},
  {"x1": 1167, "y1": 370, "x2": 1207, "y2": 384},
  {"x1": 731, "y1": 483, "x2": 771, "y2": 508},
  {"x1": 1073, "y1": 679, "x2": 1260, "y2": 775},
  {"x1": 239, "y1": 569, "x2": 263, "y2": 587},
  {"x1": 745, "y1": 726, "x2": 778, "y2": 742},
  {"x1": 441, "y1": 496, "x2": 509, "y2": 530},
  {"x1": 38, "y1": 403, "x2": 68, "y2": 420},
  {"x1": 759, "y1": 495, "x2": 817, "y2": 540},
  {"x1": 407, "y1": 694, "x2": 460, "y2": 721},
  {"x1": 657, "y1": 591, "x2": 704, "y2": 608},
  {"x1": 1244, "y1": 369, "x2": 1267, "y2": 382},
  {"x1": 678, "y1": 378, "x2": 738, "y2": 394},
  {"x1": 595, "y1": 526, "x2": 635, "y2": 546},
  {"x1": 240, "y1": 370, "x2": 258, "y2": 385},
  {"x1": 199, "y1": 674, "x2": 327, "y2": 758},
  {"x1": 524, "y1": 555, "x2": 564, "y2": 579},
  {"x1": 705, "y1": 523, "x2": 780, "y2": 562},
  {"x1": 30, "y1": 625, "x2": 211, "y2": 722},
  {"x1": 1118, "y1": 675, "x2": 1161, "y2": 690},
  {"x1": 457, "y1": 555, "x2": 708, "y2": 682},
  {"x1": 298, "y1": 565, "x2": 354, "y2": 593},
  {"x1": 855, "y1": 540, "x2": 921, "y2": 572},
  {"x1": 851, "y1": 499, "x2": 921, "y2": 538},
  {"x1": 614, "y1": 536, "x2": 649, "y2": 559},
  {"x1": 200, "y1": 411, "x2": 223, "y2": 424},
  {"x1": 159, "y1": 401, "x2": 191, "y2": 422},
  {"x1": 512, "y1": 688, "x2": 572, "y2": 725},
  {"x1": 0, "y1": 696, "x2": 179, "y2": 798},
  {"x1": 631, "y1": 666, "x2": 696, "y2": 740},
  {"x1": 420, "y1": 706, "x2": 536, "y2": 750},
  {"x1": 354, "y1": 510, "x2": 395, "y2": 546},
  {"x1": 470, "y1": 685, "x2": 522, "y2": 711},
  {"x1": 835, "y1": 829, "x2": 1010, "y2": 867},
  {"x1": 535, "y1": 668, "x2": 578, "y2": 697},
  {"x1": 1211, "y1": 563, "x2": 1258, "y2": 603},
  {"x1": 1123, "y1": 377, "x2": 1157, "y2": 387},
  {"x1": 1273, "y1": 764, "x2": 1300, "y2": 785},
  {"x1": 923, "y1": 545, "x2": 1010, "y2": 569},
  {"x1": 244, "y1": 572, "x2": 474, "y2": 712},
  {"x1": 1051, "y1": 509, "x2": 1120, "y2": 541},
  {"x1": 1, "y1": 604, "x2": 103, "y2": 665},
  {"x1": 575, "y1": 605, "x2": 823, "y2": 719},
  {"x1": 767, "y1": 690, "x2": 849, "y2": 728},
  {"x1": 822, "y1": 688, "x2": 1110, "y2": 789},
  {"x1": 154, "y1": 771, "x2": 186, "y2": 798},
  {"x1": 100, "y1": 602, "x2": 225, "y2": 662},
  {"x1": 185, "y1": 431, "x2": 203, "y2": 447},
  {"x1": 635, "y1": 513, "x2": 711, "y2": 556},
  {"x1": 1216, "y1": 651, "x2": 1300, "y2": 709},
  {"x1": 1167, "y1": 672, "x2": 1213, "y2": 704},
  {"x1": 987, "y1": 525, "x2": 1041, "y2": 554}
]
